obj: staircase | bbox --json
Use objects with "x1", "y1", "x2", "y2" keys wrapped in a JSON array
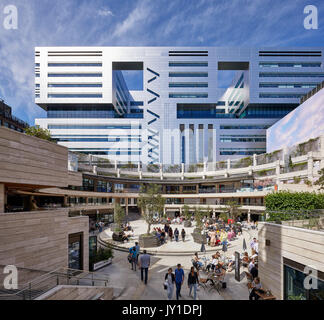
[{"x1": 0, "y1": 267, "x2": 110, "y2": 300}]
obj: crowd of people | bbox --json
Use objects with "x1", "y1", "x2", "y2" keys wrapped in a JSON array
[{"x1": 152, "y1": 225, "x2": 186, "y2": 245}]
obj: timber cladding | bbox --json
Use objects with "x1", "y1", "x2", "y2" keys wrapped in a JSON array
[
  {"x1": 0, "y1": 127, "x2": 68, "y2": 188},
  {"x1": 0, "y1": 209, "x2": 89, "y2": 287},
  {"x1": 258, "y1": 222, "x2": 324, "y2": 299}
]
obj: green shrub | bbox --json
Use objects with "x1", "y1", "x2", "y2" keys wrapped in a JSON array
[
  {"x1": 90, "y1": 247, "x2": 113, "y2": 265},
  {"x1": 265, "y1": 191, "x2": 324, "y2": 220}
]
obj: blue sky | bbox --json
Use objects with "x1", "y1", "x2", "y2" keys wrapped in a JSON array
[{"x1": 0, "y1": 0, "x2": 324, "y2": 124}]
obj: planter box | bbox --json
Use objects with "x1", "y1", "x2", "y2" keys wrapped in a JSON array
[
  {"x1": 184, "y1": 221, "x2": 192, "y2": 228},
  {"x1": 92, "y1": 258, "x2": 112, "y2": 271},
  {"x1": 192, "y1": 231, "x2": 207, "y2": 244},
  {"x1": 112, "y1": 232, "x2": 124, "y2": 242},
  {"x1": 139, "y1": 234, "x2": 160, "y2": 248}
]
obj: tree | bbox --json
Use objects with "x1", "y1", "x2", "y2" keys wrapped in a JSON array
[
  {"x1": 25, "y1": 125, "x2": 53, "y2": 142},
  {"x1": 182, "y1": 204, "x2": 191, "y2": 220},
  {"x1": 114, "y1": 203, "x2": 125, "y2": 232},
  {"x1": 220, "y1": 200, "x2": 242, "y2": 221},
  {"x1": 315, "y1": 168, "x2": 324, "y2": 190},
  {"x1": 194, "y1": 206, "x2": 205, "y2": 230},
  {"x1": 138, "y1": 184, "x2": 165, "y2": 235}
]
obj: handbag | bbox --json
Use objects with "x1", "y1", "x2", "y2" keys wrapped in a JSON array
[
  {"x1": 127, "y1": 254, "x2": 132, "y2": 263},
  {"x1": 163, "y1": 280, "x2": 168, "y2": 290}
]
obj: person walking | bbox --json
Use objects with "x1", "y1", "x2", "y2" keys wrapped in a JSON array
[
  {"x1": 175, "y1": 264, "x2": 185, "y2": 300},
  {"x1": 188, "y1": 266, "x2": 199, "y2": 300},
  {"x1": 139, "y1": 250, "x2": 150, "y2": 284},
  {"x1": 164, "y1": 268, "x2": 175, "y2": 300},
  {"x1": 164, "y1": 224, "x2": 169, "y2": 241},
  {"x1": 168, "y1": 226, "x2": 173, "y2": 241},
  {"x1": 181, "y1": 229, "x2": 186, "y2": 242},
  {"x1": 129, "y1": 246, "x2": 137, "y2": 271},
  {"x1": 135, "y1": 242, "x2": 140, "y2": 265},
  {"x1": 174, "y1": 228, "x2": 179, "y2": 242}
]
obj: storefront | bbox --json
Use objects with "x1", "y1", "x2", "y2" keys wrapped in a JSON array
[
  {"x1": 68, "y1": 232, "x2": 83, "y2": 270},
  {"x1": 283, "y1": 258, "x2": 324, "y2": 300}
]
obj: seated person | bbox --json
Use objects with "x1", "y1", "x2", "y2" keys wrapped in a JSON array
[
  {"x1": 121, "y1": 231, "x2": 130, "y2": 242},
  {"x1": 249, "y1": 277, "x2": 263, "y2": 300},
  {"x1": 206, "y1": 255, "x2": 218, "y2": 272},
  {"x1": 250, "y1": 263, "x2": 258, "y2": 279},
  {"x1": 242, "y1": 252, "x2": 250, "y2": 267},
  {"x1": 192, "y1": 252, "x2": 204, "y2": 270},
  {"x1": 214, "y1": 263, "x2": 223, "y2": 276},
  {"x1": 226, "y1": 254, "x2": 235, "y2": 272}
]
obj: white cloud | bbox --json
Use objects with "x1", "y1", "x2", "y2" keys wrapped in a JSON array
[{"x1": 98, "y1": 8, "x2": 114, "y2": 17}]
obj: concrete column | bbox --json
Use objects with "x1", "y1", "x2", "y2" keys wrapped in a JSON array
[
  {"x1": 227, "y1": 159, "x2": 231, "y2": 170},
  {"x1": 253, "y1": 154, "x2": 257, "y2": 167},
  {"x1": 126, "y1": 199, "x2": 129, "y2": 217},
  {"x1": 160, "y1": 163, "x2": 163, "y2": 180},
  {"x1": 275, "y1": 160, "x2": 280, "y2": 185},
  {"x1": 117, "y1": 169, "x2": 120, "y2": 178},
  {"x1": 181, "y1": 163, "x2": 184, "y2": 180},
  {"x1": 248, "y1": 210, "x2": 251, "y2": 223},
  {"x1": 63, "y1": 196, "x2": 68, "y2": 208},
  {"x1": 307, "y1": 152, "x2": 314, "y2": 181},
  {"x1": 114, "y1": 160, "x2": 118, "y2": 170},
  {"x1": 0, "y1": 183, "x2": 5, "y2": 213}
]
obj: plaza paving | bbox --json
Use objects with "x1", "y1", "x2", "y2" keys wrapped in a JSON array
[{"x1": 97, "y1": 219, "x2": 258, "y2": 300}]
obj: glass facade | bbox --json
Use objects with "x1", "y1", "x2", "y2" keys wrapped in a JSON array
[
  {"x1": 48, "y1": 124, "x2": 141, "y2": 129},
  {"x1": 284, "y1": 264, "x2": 324, "y2": 300},
  {"x1": 220, "y1": 148, "x2": 266, "y2": 155},
  {"x1": 220, "y1": 135, "x2": 266, "y2": 142},
  {"x1": 169, "y1": 82, "x2": 208, "y2": 88},
  {"x1": 170, "y1": 93, "x2": 208, "y2": 98},
  {"x1": 48, "y1": 62, "x2": 102, "y2": 67},
  {"x1": 259, "y1": 83, "x2": 317, "y2": 88},
  {"x1": 169, "y1": 72, "x2": 208, "y2": 77},
  {"x1": 169, "y1": 61, "x2": 208, "y2": 67},
  {"x1": 177, "y1": 104, "x2": 233, "y2": 119},
  {"x1": 48, "y1": 73, "x2": 102, "y2": 77},
  {"x1": 48, "y1": 83, "x2": 102, "y2": 87},
  {"x1": 48, "y1": 93, "x2": 102, "y2": 98},
  {"x1": 259, "y1": 72, "x2": 324, "y2": 77},
  {"x1": 259, "y1": 62, "x2": 321, "y2": 68},
  {"x1": 239, "y1": 105, "x2": 296, "y2": 118}
]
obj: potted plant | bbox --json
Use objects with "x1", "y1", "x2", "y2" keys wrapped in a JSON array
[
  {"x1": 182, "y1": 205, "x2": 192, "y2": 227},
  {"x1": 191, "y1": 207, "x2": 206, "y2": 244},
  {"x1": 111, "y1": 203, "x2": 125, "y2": 240},
  {"x1": 138, "y1": 184, "x2": 165, "y2": 247},
  {"x1": 90, "y1": 247, "x2": 114, "y2": 271}
]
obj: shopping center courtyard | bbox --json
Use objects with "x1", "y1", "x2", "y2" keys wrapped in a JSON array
[{"x1": 97, "y1": 219, "x2": 258, "y2": 300}]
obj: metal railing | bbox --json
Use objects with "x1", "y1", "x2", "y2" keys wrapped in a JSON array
[{"x1": 0, "y1": 267, "x2": 109, "y2": 300}]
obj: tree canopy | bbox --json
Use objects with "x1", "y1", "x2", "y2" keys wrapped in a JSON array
[{"x1": 138, "y1": 184, "x2": 165, "y2": 235}]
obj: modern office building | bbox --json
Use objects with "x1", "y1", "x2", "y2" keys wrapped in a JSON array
[
  {"x1": 34, "y1": 47, "x2": 324, "y2": 164},
  {"x1": 0, "y1": 100, "x2": 29, "y2": 132}
]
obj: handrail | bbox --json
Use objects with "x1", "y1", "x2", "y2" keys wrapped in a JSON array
[{"x1": 0, "y1": 267, "x2": 109, "y2": 300}]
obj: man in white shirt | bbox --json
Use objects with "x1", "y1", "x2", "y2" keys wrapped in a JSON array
[{"x1": 248, "y1": 259, "x2": 255, "y2": 273}]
